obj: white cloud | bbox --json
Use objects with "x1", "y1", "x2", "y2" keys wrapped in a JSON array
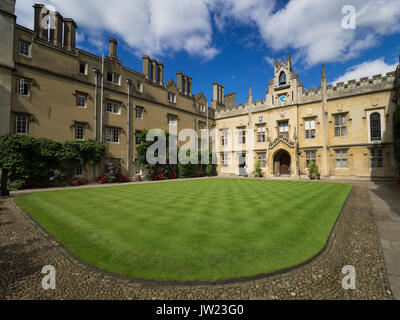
[
  {"x1": 14, "y1": 0, "x2": 400, "y2": 65},
  {"x1": 208, "y1": 0, "x2": 400, "y2": 66},
  {"x1": 15, "y1": 0, "x2": 219, "y2": 60},
  {"x1": 332, "y1": 58, "x2": 397, "y2": 84}
]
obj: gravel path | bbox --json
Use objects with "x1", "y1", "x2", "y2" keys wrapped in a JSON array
[{"x1": 0, "y1": 184, "x2": 393, "y2": 300}]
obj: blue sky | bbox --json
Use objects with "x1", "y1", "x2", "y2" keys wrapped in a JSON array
[{"x1": 16, "y1": 0, "x2": 400, "y2": 106}]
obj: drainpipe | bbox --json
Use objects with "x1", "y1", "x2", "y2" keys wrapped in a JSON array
[
  {"x1": 93, "y1": 68, "x2": 100, "y2": 140},
  {"x1": 100, "y1": 54, "x2": 105, "y2": 143},
  {"x1": 93, "y1": 68, "x2": 100, "y2": 181},
  {"x1": 126, "y1": 79, "x2": 132, "y2": 176}
]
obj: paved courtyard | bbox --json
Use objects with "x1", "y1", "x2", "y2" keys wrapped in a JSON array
[{"x1": 0, "y1": 179, "x2": 397, "y2": 300}]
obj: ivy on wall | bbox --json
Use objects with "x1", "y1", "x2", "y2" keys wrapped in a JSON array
[{"x1": 0, "y1": 134, "x2": 105, "y2": 189}]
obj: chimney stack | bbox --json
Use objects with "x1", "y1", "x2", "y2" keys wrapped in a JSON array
[
  {"x1": 211, "y1": 82, "x2": 225, "y2": 110},
  {"x1": 157, "y1": 62, "x2": 164, "y2": 85},
  {"x1": 63, "y1": 18, "x2": 77, "y2": 52},
  {"x1": 50, "y1": 12, "x2": 63, "y2": 47},
  {"x1": 109, "y1": 38, "x2": 118, "y2": 59},
  {"x1": 142, "y1": 56, "x2": 150, "y2": 80},
  {"x1": 177, "y1": 72, "x2": 183, "y2": 92}
]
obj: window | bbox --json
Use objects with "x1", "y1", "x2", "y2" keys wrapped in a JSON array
[
  {"x1": 198, "y1": 121, "x2": 206, "y2": 130},
  {"x1": 168, "y1": 115, "x2": 178, "y2": 126},
  {"x1": 136, "y1": 106, "x2": 144, "y2": 119},
  {"x1": 279, "y1": 121, "x2": 289, "y2": 138},
  {"x1": 17, "y1": 79, "x2": 29, "y2": 95},
  {"x1": 257, "y1": 125, "x2": 266, "y2": 143},
  {"x1": 77, "y1": 95, "x2": 86, "y2": 108},
  {"x1": 79, "y1": 62, "x2": 87, "y2": 75},
  {"x1": 75, "y1": 164, "x2": 83, "y2": 176},
  {"x1": 107, "y1": 72, "x2": 120, "y2": 85},
  {"x1": 334, "y1": 114, "x2": 347, "y2": 137},
  {"x1": 370, "y1": 149, "x2": 383, "y2": 168},
  {"x1": 279, "y1": 72, "x2": 286, "y2": 86},
  {"x1": 168, "y1": 92, "x2": 176, "y2": 103},
  {"x1": 306, "y1": 151, "x2": 316, "y2": 167},
  {"x1": 136, "y1": 82, "x2": 143, "y2": 92},
  {"x1": 199, "y1": 104, "x2": 206, "y2": 113},
  {"x1": 370, "y1": 113, "x2": 382, "y2": 141},
  {"x1": 238, "y1": 128, "x2": 246, "y2": 144},
  {"x1": 15, "y1": 115, "x2": 28, "y2": 135},
  {"x1": 135, "y1": 131, "x2": 142, "y2": 145},
  {"x1": 305, "y1": 119, "x2": 316, "y2": 139},
  {"x1": 221, "y1": 154, "x2": 229, "y2": 167},
  {"x1": 335, "y1": 150, "x2": 348, "y2": 168},
  {"x1": 18, "y1": 40, "x2": 30, "y2": 57},
  {"x1": 221, "y1": 129, "x2": 228, "y2": 146},
  {"x1": 257, "y1": 152, "x2": 266, "y2": 168},
  {"x1": 106, "y1": 128, "x2": 120, "y2": 143},
  {"x1": 75, "y1": 124, "x2": 84, "y2": 140},
  {"x1": 106, "y1": 101, "x2": 120, "y2": 114}
]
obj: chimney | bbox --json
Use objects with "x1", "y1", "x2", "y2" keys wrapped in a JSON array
[
  {"x1": 63, "y1": 18, "x2": 77, "y2": 52},
  {"x1": 50, "y1": 12, "x2": 63, "y2": 47},
  {"x1": 157, "y1": 62, "x2": 164, "y2": 85},
  {"x1": 177, "y1": 72, "x2": 183, "y2": 92},
  {"x1": 187, "y1": 76, "x2": 192, "y2": 96},
  {"x1": 33, "y1": 4, "x2": 45, "y2": 39},
  {"x1": 142, "y1": 56, "x2": 150, "y2": 79},
  {"x1": 109, "y1": 38, "x2": 118, "y2": 59},
  {"x1": 150, "y1": 59, "x2": 157, "y2": 83},
  {"x1": 212, "y1": 82, "x2": 225, "y2": 110}
]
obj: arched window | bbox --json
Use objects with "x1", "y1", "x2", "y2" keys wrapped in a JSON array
[
  {"x1": 279, "y1": 72, "x2": 287, "y2": 86},
  {"x1": 370, "y1": 112, "x2": 381, "y2": 141}
]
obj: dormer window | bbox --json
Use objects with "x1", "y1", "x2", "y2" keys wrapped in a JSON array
[{"x1": 279, "y1": 72, "x2": 287, "y2": 86}]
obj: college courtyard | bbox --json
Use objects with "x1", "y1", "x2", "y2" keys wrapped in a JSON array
[
  {"x1": 1, "y1": 1, "x2": 400, "y2": 302},
  {"x1": 0, "y1": 177, "x2": 400, "y2": 300}
]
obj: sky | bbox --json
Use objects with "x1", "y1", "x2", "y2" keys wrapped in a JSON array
[{"x1": 15, "y1": 0, "x2": 400, "y2": 106}]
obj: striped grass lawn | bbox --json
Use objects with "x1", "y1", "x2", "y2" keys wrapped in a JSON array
[{"x1": 14, "y1": 179, "x2": 352, "y2": 282}]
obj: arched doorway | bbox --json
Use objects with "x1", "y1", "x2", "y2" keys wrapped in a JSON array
[{"x1": 273, "y1": 150, "x2": 291, "y2": 176}]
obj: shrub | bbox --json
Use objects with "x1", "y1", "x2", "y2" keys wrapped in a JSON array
[
  {"x1": 308, "y1": 161, "x2": 319, "y2": 180},
  {"x1": 96, "y1": 175, "x2": 109, "y2": 184},
  {"x1": 152, "y1": 173, "x2": 165, "y2": 181},
  {"x1": 254, "y1": 161, "x2": 263, "y2": 178},
  {"x1": 135, "y1": 174, "x2": 143, "y2": 182},
  {"x1": 169, "y1": 172, "x2": 177, "y2": 179},
  {"x1": 119, "y1": 175, "x2": 130, "y2": 183}
]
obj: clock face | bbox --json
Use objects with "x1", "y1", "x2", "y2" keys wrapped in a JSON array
[
  {"x1": 279, "y1": 95, "x2": 286, "y2": 103},
  {"x1": 259, "y1": 116, "x2": 263, "y2": 122}
]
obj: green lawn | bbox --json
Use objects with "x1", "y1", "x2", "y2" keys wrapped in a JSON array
[{"x1": 14, "y1": 179, "x2": 351, "y2": 282}]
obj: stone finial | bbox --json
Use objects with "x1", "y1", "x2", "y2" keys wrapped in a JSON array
[
  {"x1": 321, "y1": 64, "x2": 326, "y2": 82},
  {"x1": 248, "y1": 84, "x2": 252, "y2": 103}
]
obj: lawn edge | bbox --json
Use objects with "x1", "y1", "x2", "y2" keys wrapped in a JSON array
[{"x1": 10, "y1": 182, "x2": 353, "y2": 287}]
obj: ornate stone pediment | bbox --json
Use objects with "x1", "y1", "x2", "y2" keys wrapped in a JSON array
[
  {"x1": 269, "y1": 134, "x2": 295, "y2": 149},
  {"x1": 165, "y1": 79, "x2": 177, "y2": 91}
]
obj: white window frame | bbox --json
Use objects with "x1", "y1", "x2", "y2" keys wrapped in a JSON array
[
  {"x1": 106, "y1": 128, "x2": 120, "y2": 143},
  {"x1": 168, "y1": 92, "x2": 176, "y2": 103},
  {"x1": 238, "y1": 127, "x2": 246, "y2": 144},
  {"x1": 305, "y1": 151, "x2": 316, "y2": 168},
  {"x1": 257, "y1": 125, "x2": 266, "y2": 143},
  {"x1": 305, "y1": 119, "x2": 316, "y2": 139},
  {"x1": 257, "y1": 152, "x2": 266, "y2": 168},
  {"x1": 199, "y1": 104, "x2": 206, "y2": 113},
  {"x1": 18, "y1": 40, "x2": 30, "y2": 57},
  {"x1": 221, "y1": 153, "x2": 229, "y2": 167},
  {"x1": 106, "y1": 101, "x2": 120, "y2": 114},
  {"x1": 15, "y1": 115, "x2": 28, "y2": 135},
  {"x1": 75, "y1": 124, "x2": 84, "y2": 140},
  {"x1": 77, "y1": 95, "x2": 86, "y2": 108},
  {"x1": 335, "y1": 150, "x2": 348, "y2": 168},
  {"x1": 136, "y1": 82, "x2": 143, "y2": 92},
  {"x1": 17, "y1": 79, "x2": 29, "y2": 95},
  {"x1": 136, "y1": 106, "x2": 144, "y2": 119},
  {"x1": 221, "y1": 129, "x2": 228, "y2": 146},
  {"x1": 107, "y1": 72, "x2": 121, "y2": 85}
]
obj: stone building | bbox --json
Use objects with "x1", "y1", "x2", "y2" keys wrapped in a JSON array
[
  {"x1": 1, "y1": 3, "x2": 213, "y2": 180},
  {"x1": 215, "y1": 55, "x2": 398, "y2": 180},
  {"x1": 1, "y1": 2, "x2": 399, "y2": 181}
]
